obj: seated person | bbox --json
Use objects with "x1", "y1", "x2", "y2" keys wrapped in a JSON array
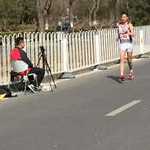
[{"x1": 10, "y1": 37, "x2": 45, "y2": 87}]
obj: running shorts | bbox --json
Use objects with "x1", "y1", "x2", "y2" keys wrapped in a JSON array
[{"x1": 119, "y1": 42, "x2": 133, "y2": 52}]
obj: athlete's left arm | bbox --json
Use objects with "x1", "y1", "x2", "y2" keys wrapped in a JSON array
[{"x1": 128, "y1": 23, "x2": 134, "y2": 37}]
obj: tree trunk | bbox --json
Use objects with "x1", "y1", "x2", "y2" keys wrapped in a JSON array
[
  {"x1": 36, "y1": 0, "x2": 53, "y2": 32},
  {"x1": 69, "y1": 3, "x2": 73, "y2": 26},
  {"x1": 37, "y1": 0, "x2": 45, "y2": 31},
  {"x1": 93, "y1": 10, "x2": 97, "y2": 22},
  {"x1": 37, "y1": 13, "x2": 45, "y2": 32},
  {"x1": 89, "y1": 12, "x2": 92, "y2": 26},
  {"x1": 108, "y1": 0, "x2": 117, "y2": 24},
  {"x1": 45, "y1": 17, "x2": 49, "y2": 30},
  {"x1": 69, "y1": 0, "x2": 76, "y2": 29},
  {"x1": 93, "y1": 0, "x2": 100, "y2": 22},
  {"x1": 85, "y1": 0, "x2": 97, "y2": 27}
]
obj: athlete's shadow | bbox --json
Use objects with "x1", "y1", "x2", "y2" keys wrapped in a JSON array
[{"x1": 106, "y1": 75, "x2": 122, "y2": 84}]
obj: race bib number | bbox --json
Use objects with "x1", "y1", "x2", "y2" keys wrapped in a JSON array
[{"x1": 120, "y1": 34, "x2": 130, "y2": 42}]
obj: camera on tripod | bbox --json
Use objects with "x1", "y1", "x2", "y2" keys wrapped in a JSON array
[
  {"x1": 37, "y1": 46, "x2": 57, "y2": 91},
  {"x1": 40, "y1": 46, "x2": 45, "y2": 55}
]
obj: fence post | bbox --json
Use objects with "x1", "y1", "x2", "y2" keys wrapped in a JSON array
[
  {"x1": 95, "y1": 33, "x2": 101, "y2": 65},
  {"x1": 137, "y1": 29, "x2": 149, "y2": 58},
  {"x1": 138, "y1": 28, "x2": 150, "y2": 58},
  {"x1": 140, "y1": 29, "x2": 144, "y2": 55},
  {"x1": 59, "y1": 35, "x2": 75, "y2": 79},
  {"x1": 93, "y1": 32, "x2": 107, "y2": 70}
]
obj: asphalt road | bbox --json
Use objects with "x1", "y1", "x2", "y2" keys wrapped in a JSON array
[{"x1": 0, "y1": 58, "x2": 150, "y2": 150}]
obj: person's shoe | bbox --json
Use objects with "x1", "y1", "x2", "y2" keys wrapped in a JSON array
[
  {"x1": 120, "y1": 75, "x2": 125, "y2": 81},
  {"x1": 36, "y1": 86, "x2": 42, "y2": 91},
  {"x1": 129, "y1": 70, "x2": 134, "y2": 80}
]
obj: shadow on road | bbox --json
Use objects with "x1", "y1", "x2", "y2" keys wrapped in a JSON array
[{"x1": 106, "y1": 75, "x2": 122, "y2": 84}]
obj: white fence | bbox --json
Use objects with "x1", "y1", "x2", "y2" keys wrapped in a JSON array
[{"x1": 0, "y1": 25, "x2": 150, "y2": 84}]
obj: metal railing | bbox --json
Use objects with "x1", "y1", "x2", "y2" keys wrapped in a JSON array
[{"x1": 0, "y1": 25, "x2": 150, "y2": 84}]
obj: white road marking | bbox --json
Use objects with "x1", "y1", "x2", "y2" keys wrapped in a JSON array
[{"x1": 105, "y1": 100, "x2": 142, "y2": 117}]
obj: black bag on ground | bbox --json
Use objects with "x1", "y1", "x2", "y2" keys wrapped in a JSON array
[{"x1": 0, "y1": 85, "x2": 17, "y2": 98}]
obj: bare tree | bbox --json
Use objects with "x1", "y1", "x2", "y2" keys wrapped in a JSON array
[
  {"x1": 84, "y1": 0, "x2": 96, "y2": 26},
  {"x1": 116, "y1": 0, "x2": 127, "y2": 16},
  {"x1": 84, "y1": 0, "x2": 101, "y2": 26},
  {"x1": 108, "y1": 0, "x2": 117, "y2": 26},
  {"x1": 52, "y1": 0, "x2": 66, "y2": 19},
  {"x1": 51, "y1": 0, "x2": 66, "y2": 30},
  {"x1": 68, "y1": 0, "x2": 76, "y2": 26},
  {"x1": 36, "y1": 0, "x2": 53, "y2": 31},
  {"x1": 93, "y1": 0, "x2": 101, "y2": 21}
]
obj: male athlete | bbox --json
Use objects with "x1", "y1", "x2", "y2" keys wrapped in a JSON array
[{"x1": 118, "y1": 12, "x2": 134, "y2": 80}]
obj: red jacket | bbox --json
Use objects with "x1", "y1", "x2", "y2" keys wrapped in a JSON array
[{"x1": 10, "y1": 47, "x2": 33, "y2": 74}]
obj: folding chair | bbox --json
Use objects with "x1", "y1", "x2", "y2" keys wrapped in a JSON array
[{"x1": 11, "y1": 60, "x2": 38, "y2": 94}]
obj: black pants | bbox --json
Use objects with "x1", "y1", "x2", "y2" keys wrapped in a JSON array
[{"x1": 29, "y1": 67, "x2": 45, "y2": 86}]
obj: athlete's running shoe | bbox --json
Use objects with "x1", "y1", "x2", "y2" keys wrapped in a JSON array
[
  {"x1": 129, "y1": 70, "x2": 134, "y2": 80},
  {"x1": 120, "y1": 75, "x2": 125, "y2": 81}
]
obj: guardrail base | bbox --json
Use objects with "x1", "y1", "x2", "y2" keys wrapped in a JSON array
[
  {"x1": 93, "y1": 65, "x2": 107, "y2": 71},
  {"x1": 136, "y1": 54, "x2": 150, "y2": 59},
  {"x1": 59, "y1": 72, "x2": 75, "y2": 79}
]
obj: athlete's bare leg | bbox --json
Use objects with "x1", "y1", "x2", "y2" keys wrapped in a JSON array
[
  {"x1": 120, "y1": 50, "x2": 126, "y2": 76},
  {"x1": 127, "y1": 51, "x2": 134, "y2": 79},
  {"x1": 127, "y1": 51, "x2": 133, "y2": 70}
]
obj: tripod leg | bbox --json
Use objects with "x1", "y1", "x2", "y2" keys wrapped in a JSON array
[
  {"x1": 45, "y1": 66, "x2": 53, "y2": 92},
  {"x1": 37, "y1": 55, "x2": 42, "y2": 67},
  {"x1": 48, "y1": 67, "x2": 57, "y2": 89},
  {"x1": 46, "y1": 61, "x2": 57, "y2": 88},
  {"x1": 44, "y1": 55, "x2": 57, "y2": 89}
]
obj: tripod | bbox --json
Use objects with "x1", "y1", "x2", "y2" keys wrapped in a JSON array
[{"x1": 37, "y1": 46, "x2": 57, "y2": 91}]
